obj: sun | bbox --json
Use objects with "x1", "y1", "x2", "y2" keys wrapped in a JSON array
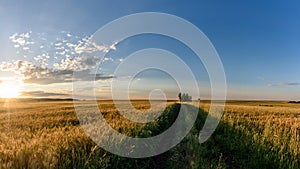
[{"x1": 0, "y1": 79, "x2": 23, "y2": 98}]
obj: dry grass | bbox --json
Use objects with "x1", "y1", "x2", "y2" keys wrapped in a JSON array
[
  {"x1": 0, "y1": 99, "x2": 178, "y2": 168},
  {"x1": 195, "y1": 100, "x2": 300, "y2": 168},
  {"x1": 0, "y1": 99, "x2": 299, "y2": 168}
]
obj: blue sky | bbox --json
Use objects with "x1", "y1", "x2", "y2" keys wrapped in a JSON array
[{"x1": 0, "y1": 0, "x2": 299, "y2": 100}]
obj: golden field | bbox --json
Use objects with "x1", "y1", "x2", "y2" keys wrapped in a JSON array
[{"x1": 0, "y1": 99, "x2": 299, "y2": 168}]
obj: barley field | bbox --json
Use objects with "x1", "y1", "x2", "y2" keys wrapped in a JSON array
[{"x1": 0, "y1": 99, "x2": 299, "y2": 168}]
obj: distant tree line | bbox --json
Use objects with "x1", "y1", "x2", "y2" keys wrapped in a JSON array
[
  {"x1": 288, "y1": 101, "x2": 300, "y2": 104},
  {"x1": 178, "y1": 92, "x2": 192, "y2": 102}
]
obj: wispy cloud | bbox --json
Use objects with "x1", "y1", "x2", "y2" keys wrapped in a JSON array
[
  {"x1": 9, "y1": 32, "x2": 34, "y2": 50},
  {"x1": 74, "y1": 36, "x2": 118, "y2": 54},
  {"x1": 268, "y1": 82, "x2": 300, "y2": 87},
  {"x1": 0, "y1": 60, "x2": 114, "y2": 85},
  {"x1": 8, "y1": 31, "x2": 118, "y2": 65},
  {"x1": 21, "y1": 91, "x2": 71, "y2": 98},
  {"x1": 3, "y1": 31, "x2": 119, "y2": 85},
  {"x1": 258, "y1": 76, "x2": 268, "y2": 81},
  {"x1": 258, "y1": 76, "x2": 300, "y2": 87}
]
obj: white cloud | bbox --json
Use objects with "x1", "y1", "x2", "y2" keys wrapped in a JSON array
[
  {"x1": 9, "y1": 32, "x2": 34, "y2": 47},
  {"x1": 20, "y1": 32, "x2": 30, "y2": 38},
  {"x1": 110, "y1": 41, "x2": 118, "y2": 50},
  {"x1": 103, "y1": 57, "x2": 113, "y2": 62},
  {"x1": 5, "y1": 31, "x2": 119, "y2": 85},
  {"x1": 26, "y1": 41, "x2": 35, "y2": 45},
  {"x1": 55, "y1": 51, "x2": 65, "y2": 55},
  {"x1": 14, "y1": 38, "x2": 26, "y2": 45},
  {"x1": 0, "y1": 60, "x2": 114, "y2": 85},
  {"x1": 55, "y1": 42, "x2": 62, "y2": 46},
  {"x1": 74, "y1": 36, "x2": 117, "y2": 54},
  {"x1": 23, "y1": 47, "x2": 30, "y2": 50},
  {"x1": 66, "y1": 43, "x2": 76, "y2": 48},
  {"x1": 9, "y1": 33, "x2": 17, "y2": 41}
]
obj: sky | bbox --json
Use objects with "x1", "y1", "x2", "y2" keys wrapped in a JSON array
[{"x1": 0, "y1": 0, "x2": 299, "y2": 100}]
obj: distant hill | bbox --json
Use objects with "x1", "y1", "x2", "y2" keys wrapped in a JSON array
[{"x1": 0, "y1": 98, "x2": 77, "y2": 102}]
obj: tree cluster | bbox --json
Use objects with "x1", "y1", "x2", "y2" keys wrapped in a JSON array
[
  {"x1": 288, "y1": 101, "x2": 300, "y2": 104},
  {"x1": 178, "y1": 92, "x2": 192, "y2": 102}
]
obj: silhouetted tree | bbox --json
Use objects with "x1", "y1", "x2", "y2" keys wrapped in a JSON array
[
  {"x1": 178, "y1": 92, "x2": 182, "y2": 102},
  {"x1": 178, "y1": 92, "x2": 192, "y2": 102}
]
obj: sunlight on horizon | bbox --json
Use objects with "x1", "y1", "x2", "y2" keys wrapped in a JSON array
[{"x1": 0, "y1": 78, "x2": 23, "y2": 98}]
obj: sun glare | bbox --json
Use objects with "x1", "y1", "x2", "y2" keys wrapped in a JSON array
[{"x1": 0, "y1": 79, "x2": 23, "y2": 98}]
